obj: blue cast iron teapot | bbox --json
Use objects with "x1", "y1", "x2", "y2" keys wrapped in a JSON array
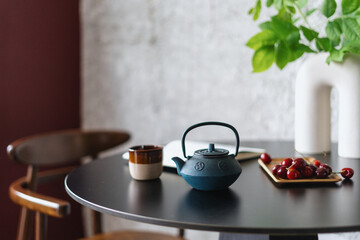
[{"x1": 172, "y1": 121, "x2": 242, "y2": 191}]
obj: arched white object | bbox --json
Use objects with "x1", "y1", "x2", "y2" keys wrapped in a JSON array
[{"x1": 295, "y1": 53, "x2": 360, "y2": 158}]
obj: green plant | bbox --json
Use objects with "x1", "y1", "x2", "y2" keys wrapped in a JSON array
[{"x1": 247, "y1": 0, "x2": 360, "y2": 72}]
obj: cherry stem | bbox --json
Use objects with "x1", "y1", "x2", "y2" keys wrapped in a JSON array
[
  {"x1": 321, "y1": 151, "x2": 327, "y2": 161},
  {"x1": 294, "y1": 148, "x2": 307, "y2": 159},
  {"x1": 294, "y1": 149, "x2": 328, "y2": 162}
]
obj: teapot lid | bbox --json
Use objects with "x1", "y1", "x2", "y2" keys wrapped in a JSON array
[{"x1": 194, "y1": 143, "x2": 229, "y2": 156}]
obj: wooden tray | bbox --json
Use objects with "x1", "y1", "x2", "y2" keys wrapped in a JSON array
[{"x1": 258, "y1": 158, "x2": 342, "y2": 186}]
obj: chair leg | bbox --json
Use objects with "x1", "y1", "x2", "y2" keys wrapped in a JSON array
[
  {"x1": 17, "y1": 207, "x2": 33, "y2": 240},
  {"x1": 35, "y1": 212, "x2": 47, "y2": 240}
]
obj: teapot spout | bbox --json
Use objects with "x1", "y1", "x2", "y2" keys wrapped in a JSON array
[{"x1": 171, "y1": 157, "x2": 185, "y2": 175}]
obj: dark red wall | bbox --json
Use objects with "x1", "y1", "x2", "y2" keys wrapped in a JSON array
[{"x1": 0, "y1": 0, "x2": 82, "y2": 239}]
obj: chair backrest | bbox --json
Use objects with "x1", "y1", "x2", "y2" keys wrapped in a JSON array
[
  {"x1": 8, "y1": 129, "x2": 130, "y2": 166},
  {"x1": 7, "y1": 129, "x2": 130, "y2": 240}
]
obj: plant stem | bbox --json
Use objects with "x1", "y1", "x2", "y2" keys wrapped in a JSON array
[
  {"x1": 294, "y1": 3, "x2": 312, "y2": 29},
  {"x1": 294, "y1": 3, "x2": 324, "y2": 51}
]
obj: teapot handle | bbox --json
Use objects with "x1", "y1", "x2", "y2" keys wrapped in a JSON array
[{"x1": 181, "y1": 121, "x2": 240, "y2": 158}]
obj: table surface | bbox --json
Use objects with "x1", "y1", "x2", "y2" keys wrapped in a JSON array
[{"x1": 65, "y1": 141, "x2": 360, "y2": 235}]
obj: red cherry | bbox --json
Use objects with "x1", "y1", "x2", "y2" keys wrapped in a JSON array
[
  {"x1": 341, "y1": 168, "x2": 354, "y2": 179},
  {"x1": 315, "y1": 168, "x2": 329, "y2": 178},
  {"x1": 308, "y1": 164, "x2": 317, "y2": 172},
  {"x1": 277, "y1": 166, "x2": 288, "y2": 178},
  {"x1": 272, "y1": 164, "x2": 281, "y2": 175},
  {"x1": 281, "y1": 158, "x2": 293, "y2": 168},
  {"x1": 301, "y1": 166, "x2": 315, "y2": 178},
  {"x1": 319, "y1": 164, "x2": 332, "y2": 175},
  {"x1": 260, "y1": 153, "x2": 272, "y2": 164},
  {"x1": 287, "y1": 168, "x2": 300, "y2": 180},
  {"x1": 291, "y1": 158, "x2": 307, "y2": 170},
  {"x1": 313, "y1": 160, "x2": 321, "y2": 168}
]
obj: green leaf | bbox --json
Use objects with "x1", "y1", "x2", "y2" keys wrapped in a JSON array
[
  {"x1": 286, "y1": 6, "x2": 296, "y2": 14},
  {"x1": 266, "y1": 0, "x2": 274, "y2": 7},
  {"x1": 342, "y1": 40, "x2": 360, "y2": 54},
  {"x1": 333, "y1": 18, "x2": 343, "y2": 31},
  {"x1": 290, "y1": 45, "x2": 305, "y2": 61},
  {"x1": 297, "y1": 44, "x2": 316, "y2": 53},
  {"x1": 326, "y1": 55, "x2": 332, "y2": 64},
  {"x1": 325, "y1": 21, "x2": 342, "y2": 44},
  {"x1": 297, "y1": 43, "x2": 316, "y2": 53},
  {"x1": 295, "y1": 0, "x2": 308, "y2": 8},
  {"x1": 305, "y1": 8, "x2": 317, "y2": 16},
  {"x1": 287, "y1": 43, "x2": 315, "y2": 62},
  {"x1": 321, "y1": 0, "x2": 337, "y2": 18},
  {"x1": 259, "y1": 21, "x2": 273, "y2": 30},
  {"x1": 290, "y1": 48, "x2": 305, "y2": 61},
  {"x1": 277, "y1": 8, "x2": 293, "y2": 21},
  {"x1": 246, "y1": 30, "x2": 278, "y2": 50},
  {"x1": 253, "y1": 0, "x2": 262, "y2": 20},
  {"x1": 252, "y1": 46, "x2": 275, "y2": 72},
  {"x1": 300, "y1": 26, "x2": 319, "y2": 41},
  {"x1": 343, "y1": 17, "x2": 360, "y2": 40},
  {"x1": 274, "y1": 0, "x2": 283, "y2": 10},
  {"x1": 270, "y1": 16, "x2": 299, "y2": 40},
  {"x1": 275, "y1": 41, "x2": 291, "y2": 69},
  {"x1": 286, "y1": 31, "x2": 301, "y2": 48},
  {"x1": 329, "y1": 49, "x2": 345, "y2": 62},
  {"x1": 315, "y1": 37, "x2": 331, "y2": 51},
  {"x1": 342, "y1": 0, "x2": 360, "y2": 15}
]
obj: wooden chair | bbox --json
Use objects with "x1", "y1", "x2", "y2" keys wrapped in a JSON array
[{"x1": 8, "y1": 129, "x2": 185, "y2": 240}]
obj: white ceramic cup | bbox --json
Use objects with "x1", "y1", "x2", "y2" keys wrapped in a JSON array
[{"x1": 128, "y1": 145, "x2": 163, "y2": 180}]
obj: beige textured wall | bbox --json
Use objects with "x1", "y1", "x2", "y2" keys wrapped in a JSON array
[
  {"x1": 80, "y1": 0, "x2": 342, "y2": 239},
  {"x1": 81, "y1": 0, "x2": 305, "y2": 145}
]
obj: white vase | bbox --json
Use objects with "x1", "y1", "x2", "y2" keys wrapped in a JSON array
[{"x1": 295, "y1": 53, "x2": 360, "y2": 158}]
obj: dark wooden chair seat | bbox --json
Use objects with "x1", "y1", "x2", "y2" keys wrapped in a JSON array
[{"x1": 8, "y1": 129, "x2": 185, "y2": 240}]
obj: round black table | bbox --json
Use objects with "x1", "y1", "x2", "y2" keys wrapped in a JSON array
[{"x1": 65, "y1": 141, "x2": 360, "y2": 239}]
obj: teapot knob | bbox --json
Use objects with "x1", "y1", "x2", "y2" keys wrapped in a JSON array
[{"x1": 208, "y1": 143, "x2": 215, "y2": 152}]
